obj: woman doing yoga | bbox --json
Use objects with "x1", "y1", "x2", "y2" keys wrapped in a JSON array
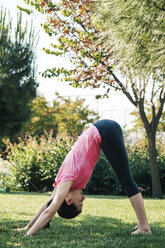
[{"x1": 15, "y1": 119, "x2": 151, "y2": 235}]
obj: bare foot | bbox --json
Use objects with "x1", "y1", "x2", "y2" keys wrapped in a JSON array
[{"x1": 131, "y1": 227, "x2": 151, "y2": 235}]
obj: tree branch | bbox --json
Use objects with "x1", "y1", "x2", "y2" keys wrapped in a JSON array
[
  {"x1": 140, "y1": 77, "x2": 148, "y2": 99},
  {"x1": 107, "y1": 68, "x2": 137, "y2": 107},
  {"x1": 154, "y1": 88, "x2": 165, "y2": 130},
  {"x1": 131, "y1": 81, "x2": 139, "y2": 102},
  {"x1": 104, "y1": 81, "x2": 121, "y2": 91},
  {"x1": 146, "y1": 0, "x2": 165, "y2": 11},
  {"x1": 138, "y1": 98, "x2": 151, "y2": 135}
]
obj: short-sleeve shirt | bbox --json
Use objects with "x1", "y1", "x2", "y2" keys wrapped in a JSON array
[{"x1": 55, "y1": 125, "x2": 102, "y2": 190}]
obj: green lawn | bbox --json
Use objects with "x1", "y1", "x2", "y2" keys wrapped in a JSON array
[{"x1": 0, "y1": 192, "x2": 164, "y2": 248}]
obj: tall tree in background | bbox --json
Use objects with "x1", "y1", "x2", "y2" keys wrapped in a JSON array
[
  {"x1": 22, "y1": 0, "x2": 165, "y2": 198},
  {"x1": 53, "y1": 93, "x2": 99, "y2": 136},
  {"x1": 22, "y1": 93, "x2": 99, "y2": 138},
  {"x1": 92, "y1": 0, "x2": 165, "y2": 75},
  {"x1": 22, "y1": 96, "x2": 57, "y2": 138},
  {"x1": 0, "y1": 7, "x2": 38, "y2": 143},
  {"x1": 90, "y1": 0, "x2": 165, "y2": 198},
  {"x1": 130, "y1": 108, "x2": 165, "y2": 135}
]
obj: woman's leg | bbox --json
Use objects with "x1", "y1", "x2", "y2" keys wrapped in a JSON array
[
  {"x1": 130, "y1": 193, "x2": 151, "y2": 234},
  {"x1": 94, "y1": 119, "x2": 151, "y2": 234}
]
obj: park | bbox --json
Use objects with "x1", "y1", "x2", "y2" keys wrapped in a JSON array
[{"x1": 0, "y1": 0, "x2": 165, "y2": 247}]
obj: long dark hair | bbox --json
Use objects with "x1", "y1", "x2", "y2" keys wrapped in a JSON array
[
  {"x1": 44, "y1": 198, "x2": 81, "y2": 228},
  {"x1": 57, "y1": 199, "x2": 81, "y2": 219},
  {"x1": 44, "y1": 199, "x2": 53, "y2": 228}
]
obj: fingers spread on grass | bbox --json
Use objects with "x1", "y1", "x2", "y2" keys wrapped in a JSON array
[{"x1": 13, "y1": 227, "x2": 28, "y2": 232}]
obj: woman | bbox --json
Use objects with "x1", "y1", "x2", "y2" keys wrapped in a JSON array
[{"x1": 15, "y1": 119, "x2": 151, "y2": 236}]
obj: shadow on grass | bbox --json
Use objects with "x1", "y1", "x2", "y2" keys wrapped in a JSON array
[{"x1": 0, "y1": 215, "x2": 165, "y2": 248}]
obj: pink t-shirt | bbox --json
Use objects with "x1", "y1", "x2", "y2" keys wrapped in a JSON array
[{"x1": 55, "y1": 125, "x2": 102, "y2": 190}]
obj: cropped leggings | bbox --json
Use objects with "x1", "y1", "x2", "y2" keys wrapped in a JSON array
[{"x1": 93, "y1": 119, "x2": 140, "y2": 198}]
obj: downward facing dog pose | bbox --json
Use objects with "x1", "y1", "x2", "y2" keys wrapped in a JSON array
[{"x1": 15, "y1": 120, "x2": 151, "y2": 235}]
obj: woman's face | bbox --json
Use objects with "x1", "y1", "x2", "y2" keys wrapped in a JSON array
[{"x1": 69, "y1": 189, "x2": 85, "y2": 212}]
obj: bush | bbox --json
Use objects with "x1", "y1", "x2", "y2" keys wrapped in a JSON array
[
  {"x1": 84, "y1": 152, "x2": 125, "y2": 195},
  {"x1": 2, "y1": 131, "x2": 74, "y2": 191},
  {"x1": 2, "y1": 133, "x2": 165, "y2": 196},
  {"x1": 85, "y1": 140, "x2": 165, "y2": 196},
  {"x1": 128, "y1": 140, "x2": 165, "y2": 196}
]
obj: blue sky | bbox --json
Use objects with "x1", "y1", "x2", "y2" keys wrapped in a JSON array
[{"x1": 1, "y1": 0, "x2": 136, "y2": 128}]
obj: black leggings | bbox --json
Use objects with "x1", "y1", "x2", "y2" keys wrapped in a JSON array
[{"x1": 93, "y1": 119, "x2": 140, "y2": 198}]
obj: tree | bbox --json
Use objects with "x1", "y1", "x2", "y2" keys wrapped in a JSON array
[
  {"x1": 22, "y1": 93, "x2": 99, "y2": 137},
  {"x1": 22, "y1": 0, "x2": 165, "y2": 198},
  {"x1": 22, "y1": 96, "x2": 58, "y2": 138},
  {"x1": 0, "y1": 7, "x2": 38, "y2": 142},
  {"x1": 130, "y1": 108, "x2": 165, "y2": 135},
  {"x1": 91, "y1": 0, "x2": 165, "y2": 76},
  {"x1": 53, "y1": 93, "x2": 99, "y2": 136}
]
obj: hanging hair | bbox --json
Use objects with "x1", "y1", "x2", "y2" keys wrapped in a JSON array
[
  {"x1": 57, "y1": 199, "x2": 81, "y2": 219},
  {"x1": 44, "y1": 199, "x2": 53, "y2": 228}
]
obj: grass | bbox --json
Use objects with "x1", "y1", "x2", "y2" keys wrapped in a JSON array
[{"x1": 0, "y1": 192, "x2": 165, "y2": 248}]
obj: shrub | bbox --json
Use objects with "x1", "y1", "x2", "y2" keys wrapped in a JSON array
[
  {"x1": 84, "y1": 152, "x2": 125, "y2": 195},
  {"x1": 85, "y1": 140, "x2": 165, "y2": 196},
  {"x1": 128, "y1": 140, "x2": 165, "y2": 196},
  {"x1": 2, "y1": 133, "x2": 165, "y2": 196},
  {"x1": 2, "y1": 131, "x2": 74, "y2": 191}
]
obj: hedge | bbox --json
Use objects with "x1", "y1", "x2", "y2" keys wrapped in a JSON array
[
  {"x1": 2, "y1": 131, "x2": 74, "y2": 191},
  {"x1": 85, "y1": 141, "x2": 165, "y2": 196},
  {"x1": 1, "y1": 133, "x2": 165, "y2": 196}
]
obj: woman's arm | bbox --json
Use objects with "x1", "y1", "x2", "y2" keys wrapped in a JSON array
[
  {"x1": 14, "y1": 189, "x2": 57, "y2": 231},
  {"x1": 14, "y1": 202, "x2": 48, "y2": 232},
  {"x1": 26, "y1": 181, "x2": 73, "y2": 236}
]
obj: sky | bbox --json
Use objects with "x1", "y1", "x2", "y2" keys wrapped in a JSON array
[{"x1": 0, "y1": 0, "x2": 137, "y2": 129}]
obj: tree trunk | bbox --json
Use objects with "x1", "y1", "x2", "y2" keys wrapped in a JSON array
[
  {"x1": 146, "y1": 131, "x2": 162, "y2": 198},
  {"x1": 137, "y1": 100, "x2": 162, "y2": 198}
]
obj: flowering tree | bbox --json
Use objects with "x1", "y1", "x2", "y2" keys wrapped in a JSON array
[
  {"x1": 22, "y1": 0, "x2": 165, "y2": 198},
  {"x1": 22, "y1": 94, "x2": 99, "y2": 138},
  {"x1": 91, "y1": 0, "x2": 165, "y2": 75}
]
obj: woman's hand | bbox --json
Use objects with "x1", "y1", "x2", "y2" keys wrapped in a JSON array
[{"x1": 14, "y1": 226, "x2": 29, "y2": 232}]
